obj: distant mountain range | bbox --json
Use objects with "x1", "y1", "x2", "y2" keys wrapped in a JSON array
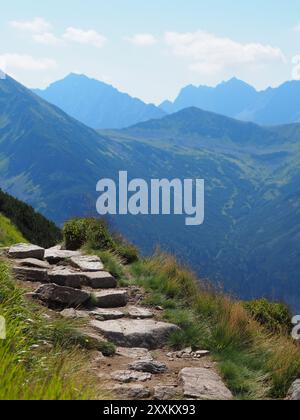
[
  {"x1": 2, "y1": 75, "x2": 300, "y2": 312},
  {"x1": 34, "y1": 75, "x2": 300, "y2": 129},
  {"x1": 160, "y1": 78, "x2": 300, "y2": 126},
  {"x1": 33, "y1": 73, "x2": 165, "y2": 129}
]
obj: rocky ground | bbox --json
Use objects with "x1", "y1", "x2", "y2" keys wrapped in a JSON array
[{"x1": 5, "y1": 242, "x2": 299, "y2": 400}]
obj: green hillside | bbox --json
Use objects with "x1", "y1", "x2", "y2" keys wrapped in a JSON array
[
  {"x1": 0, "y1": 189, "x2": 61, "y2": 248},
  {"x1": 0, "y1": 214, "x2": 26, "y2": 247}
]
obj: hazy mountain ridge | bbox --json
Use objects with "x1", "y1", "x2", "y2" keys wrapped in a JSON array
[
  {"x1": 162, "y1": 78, "x2": 300, "y2": 126},
  {"x1": 33, "y1": 73, "x2": 166, "y2": 129}
]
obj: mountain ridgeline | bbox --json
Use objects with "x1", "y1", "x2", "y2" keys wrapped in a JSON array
[
  {"x1": 33, "y1": 73, "x2": 165, "y2": 129},
  {"x1": 161, "y1": 78, "x2": 300, "y2": 126},
  {"x1": 1, "y1": 75, "x2": 300, "y2": 311}
]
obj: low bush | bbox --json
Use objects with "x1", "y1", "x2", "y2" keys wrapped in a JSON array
[{"x1": 63, "y1": 218, "x2": 114, "y2": 251}]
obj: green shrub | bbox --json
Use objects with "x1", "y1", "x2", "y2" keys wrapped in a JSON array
[
  {"x1": 244, "y1": 299, "x2": 292, "y2": 334},
  {"x1": 64, "y1": 218, "x2": 138, "y2": 265},
  {"x1": 63, "y1": 218, "x2": 115, "y2": 251},
  {"x1": 63, "y1": 218, "x2": 90, "y2": 250},
  {"x1": 85, "y1": 219, "x2": 115, "y2": 250},
  {"x1": 115, "y1": 243, "x2": 139, "y2": 264}
]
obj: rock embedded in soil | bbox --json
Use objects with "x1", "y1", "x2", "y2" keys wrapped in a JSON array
[
  {"x1": 83, "y1": 271, "x2": 117, "y2": 289},
  {"x1": 286, "y1": 379, "x2": 300, "y2": 400},
  {"x1": 179, "y1": 367, "x2": 233, "y2": 400},
  {"x1": 111, "y1": 384, "x2": 151, "y2": 400},
  {"x1": 9, "y1": 243, "x2": 45, "y2": 260},
  {"x1": 129, "y1": 360, "x2": 168, "y2": 374},
  {"x1": 92, "y1": 290, "x2": 128, "y2": 308},
  {"x1": 34, "y1": 283, "x2": 90, "y2": 308},
  {"x1": 111, "y1": 370, "x2": 152, "y2": 383},
  {"x1": 13, "y1": 266, "x2": 49, "y2": 283},
  {"x1": 125, "y1": 306, "x2": 154, "y2": 319},
  {"x1": 70, "y1": 255, "x2": 104, "y2": 272},
  {"x1": 153, "y1": 386, "x2": 180, "y2": 400},
  {"x1": 60, "y1": 308, "x2": 90, "y2": 319},
  {"x1": 116, "y1": 347, "x2": 153, "y2": 360},
  {"x1": 90, "y1": 308, "x2": 125, "y2": 321},
  {"x1": 90, "y1": 319, "x2": 180, "y2": 349}
]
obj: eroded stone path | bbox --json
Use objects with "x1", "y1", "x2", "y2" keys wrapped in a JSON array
[{"x1": 6, "y1": 243, "x2": 233, "y2": 400}]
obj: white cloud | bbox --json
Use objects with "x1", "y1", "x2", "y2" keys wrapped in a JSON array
[
  {"x1": 33, "y1": 32, "x2": 61, "y2": 46},
  {"x1": 293, "y1": 22, "x2": 300, "y2": 32},
  {"x1": 10, "y1": 17, "x2": 52, "y2": 33},
  {"x1": 63, "y1": 27, "x2": 107, "y2": 48},
  {"x1": 165, "y1": 31, "x2": 286, "y2": 74},
  {"x1": 0, "y1": 54, "x2": 57, "y2": 72},
  {"x1": 125, "y1": 33, "x2": 157, "y2": 46}
]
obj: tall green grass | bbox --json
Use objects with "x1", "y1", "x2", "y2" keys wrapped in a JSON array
[
  {"x1": 0, "y1": 260, "x2": 104, "y2": 400},
  {"x1": 129, "y1": 253, "x2": 300, "y2": 400}
]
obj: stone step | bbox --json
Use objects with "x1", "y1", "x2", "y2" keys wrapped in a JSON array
[
  {"x1": 70, "y1": 255, "x2": 104, "y2": 272},
  {"x1": 13, "y1": 266, "x2": 49, "y2": 283},
  {"x1": 60, "y1": 307, "x2": 125, "y2": 321},
  {"x1": 179, "y1": 368, "x2": 233, "y2": 400},
  {"x1": 125, "y1": 306, "x2": 154, "y2": 319},
  {"x1": 44, "y1": 248, "x2": 81, "y2": 264},
  {"x1": 33, "y1": 283, "x2": 90, "y2": 308},
  {"x1": 90, "y1": 319, "x2": 180, "y2": 349},
  {"x1": 9, "y1": 243, "x2": 45, "y2": 260},
  {"x1": 14, "y1": 258, "x2": 50, "y2": 269},
  {"x1": 90, "y1": 308, "x2": 125, "y2": 320},
  {"x1": 48, "y1": 268, "x2": 83, "y2": 289},
  {"x1": 92, "y1": 290, "x2": 128, "y2": 308},
  {"x1": 82, "y1": 271, "x2": 117, "y2": 289},
  {"x1": 46, "y1": 267, "x2": 116, "y2": 290}
]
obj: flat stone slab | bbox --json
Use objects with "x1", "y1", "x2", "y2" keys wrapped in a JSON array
[
  {"x1": 13, "y1": 266, "x2": 49, "y2": 283},
  {"x1": 48, "y1": 268, "x2": 83, "y2": 289},
  {"x1": 129, "y1": 360, "x2": 168, "y2": 374},
  {"x1": 90, "y1": 319, "x2": 180, "y2": 349},
  {"x1": 15, "y1": 258, "x2": 50, "y2": 269},
  {"x1": 34, "y1": 283, "x2": 90, "y2": 308},
  {"x1": 179, "y1": 368, "x2": 233, "y2": 400},
  {"x1": 125, "y1": 306, "x2": 154, "y2": 319},
  {"x1": 60, "y1": 308, "x2": 90, "y2": 319},
  {"x1": 116, "y1": 347, "x2": 153, "y2": 360},
  {"x1": 70, "y1": 255, "x2": 104, "y2": 272},
  {"x1": 83, "y1": 271, "x2": 117, "y2": 289},
  {"x1": 9, "y1": 244, "x2": 45, "y2": 260},
  {"x1": 92, "y1": 290, "x2": 128, "y2": 308},
  {"x1": 111, "y1": 384, "x2": 151, "y2": 400},
  {"x1": 111, "y1": 370, "x2": 152, "y2": 383},
  {"x1": 90, "y1": 308, "x2": 125, "y2": 321},
  {"x1": 44, "y1": 248, "x2": 81, "y2": 264}
]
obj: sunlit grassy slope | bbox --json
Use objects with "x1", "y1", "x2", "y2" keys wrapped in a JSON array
[{"x1": 0, "y1": 214, "x2": 27, "y2": 247}]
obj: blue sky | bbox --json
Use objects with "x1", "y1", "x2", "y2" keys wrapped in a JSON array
[{"x1": 1, "y1": 0, "x2": 300, "y2": 103}]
